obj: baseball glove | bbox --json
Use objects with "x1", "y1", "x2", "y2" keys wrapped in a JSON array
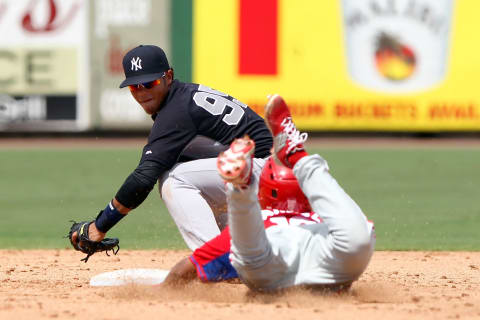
[{"x1": 68, "y1": 220, "x2": 120, "y2": 263}]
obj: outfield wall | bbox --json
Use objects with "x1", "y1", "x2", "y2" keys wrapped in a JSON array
[
  {"x1": 0, "y1": 0, "x2": 88, "y2": 131},
  {"x1": 0, "y1": 0, "x2": 479, "y2": 132}
]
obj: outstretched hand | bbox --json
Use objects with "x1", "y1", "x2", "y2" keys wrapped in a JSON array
[
  {"x1": 70, "y1": 222, "x2": 105, "y2": 243},
  {"x1": 68, "y1": 220, "x2": 119, "y2": 263}
]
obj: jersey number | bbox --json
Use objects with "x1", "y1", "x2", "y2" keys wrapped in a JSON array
[{"x1": 193, "y1": 84, "x2": 247, "y2": 125}]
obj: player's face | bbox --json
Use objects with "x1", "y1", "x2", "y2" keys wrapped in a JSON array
[{"x1": 130, "y1": 70, "x2": 173, "y2": 115}]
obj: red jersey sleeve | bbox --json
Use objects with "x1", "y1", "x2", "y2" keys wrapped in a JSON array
[{"x1": 189, "y1": 226, "x2": 238, "y2": 281}]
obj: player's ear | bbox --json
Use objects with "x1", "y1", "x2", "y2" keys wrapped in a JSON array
[{"x1": 166, "y1": 68, "x2": 174, "y2": 84}]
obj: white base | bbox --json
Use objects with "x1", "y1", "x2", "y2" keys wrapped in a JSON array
[{"x1": 89, "y1": 268, "x2": 170, "y2": 287}]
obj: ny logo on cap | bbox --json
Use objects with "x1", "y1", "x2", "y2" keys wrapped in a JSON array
[{"x1": 131, "y1": 57, "x2": 142, "y2": 71}]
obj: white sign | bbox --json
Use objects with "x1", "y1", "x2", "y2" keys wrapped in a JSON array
[
  {"x1": 99, "y1": 89, "x2": 149, "y2": 122},
  {"x1": 94, "y1": 0, "x2": 151, "y2": 38},
  {"x1": 342, "y1": 0, "x2": 453, "y2": 93},
  {"x1": 0, "y1": 0, "x2": 85, "y2": 46},
  {"x1": 0, "y1": 94, "x2": 46, "y2": 123}
]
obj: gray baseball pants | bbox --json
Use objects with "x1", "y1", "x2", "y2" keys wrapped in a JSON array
[
  {"x1": 227, "y1": 154, "x2": 375, "y2": 290},
  {"x1": 159, "y1": 157, "x2": 266, "y2": 250}
]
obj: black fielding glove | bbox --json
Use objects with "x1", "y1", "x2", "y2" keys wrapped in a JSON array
[{"x1": 68, "y1": 220, "x2": 120, "y2": 263}]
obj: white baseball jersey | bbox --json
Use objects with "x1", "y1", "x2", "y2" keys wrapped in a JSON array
[{"x1": 227, "y1": 154, "x2": 376, "y2": 291}]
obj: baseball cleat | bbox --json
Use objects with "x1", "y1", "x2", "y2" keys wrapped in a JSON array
[
  {"x1": 265, "y1": 94, "x2": 308, "y2": 168},
  {"x1": 217, "y1": 136, "x2": 255, "y2": 188}
]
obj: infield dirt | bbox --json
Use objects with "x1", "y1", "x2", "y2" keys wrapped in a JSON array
[
  {"x1": 1, "y1": 250, "x2": 479, "y2": 320},
  {"x1": 1, "y1": 137, "x2": 479, "y2": 319}
]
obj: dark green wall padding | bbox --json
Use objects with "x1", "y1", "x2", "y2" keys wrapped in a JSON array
[{"x1": 171, "y1": 0, "x2": 193, "y2": 82}]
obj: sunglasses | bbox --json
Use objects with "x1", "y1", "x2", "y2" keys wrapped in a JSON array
[{"x1": 128, "y1": 79, "x2": 162, "y2": 92}]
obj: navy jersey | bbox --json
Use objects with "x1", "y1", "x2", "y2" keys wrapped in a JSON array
[
  {"x1": 141, "y1": 80, "x2": 272, "y2": 169},
  {"x1": 115, "y1": 80, "x2": 272, "y2": 209},
  {"x1": 176, "y1": 135, "x2": 228, "y2": 163}
]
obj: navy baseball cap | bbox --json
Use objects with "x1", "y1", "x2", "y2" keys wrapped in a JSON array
[{"x1": 119, "y1": 45, "x2": 170, "y2": 88}]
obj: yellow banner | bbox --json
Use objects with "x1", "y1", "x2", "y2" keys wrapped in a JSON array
[
  {"x1": 0, "y1": 48, "x2": 77, "y2": 95},
  {"x1": 193, "y1": 0, "x2": 480, "y2": 131}
]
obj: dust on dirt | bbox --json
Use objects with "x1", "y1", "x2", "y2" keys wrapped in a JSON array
[
  {"x1": 1, "y1": 250, "x2": 479, "y2": 320},
  {"x1": 1, "y1": 137, "x2": 479, "y2": 319}
]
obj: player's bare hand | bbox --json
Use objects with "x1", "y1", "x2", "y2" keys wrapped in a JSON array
[
  {"x1": 87, "y1": 223, "x2": 106, "y2": 242},
  {"x1": 163, "y1": 258, "x2": 197, "y2": 286},
  {"x1": 70, "y1": 223, "x2": 105, "y2": 245},
  {"x1": 68, "y1": 221, "x2": 119, "y2": 262}
]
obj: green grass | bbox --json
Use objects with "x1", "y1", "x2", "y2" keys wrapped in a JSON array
[
  {"x1": 0, "y1": 147, "x2": 479, "y2": 251},
  {"x1": 0, "y1": 149, "x2": 182, "y2": 249},
  {"x1": 319, "y1": 148, "x2": 480, "y2": 250}
]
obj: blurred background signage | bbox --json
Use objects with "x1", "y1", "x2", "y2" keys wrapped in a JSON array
[
  {"x1": 194, "y1": 0, "x2": 480, "y2": 132},
  {"x1": 89, "y1": 0, "x2": 171, "y2": 129},
  {"x1": 0, "y1": 0, "x2": 479, "y2": 132},
  {"x1": 0, "y1": 0, "x2": 86, "y2": 131}
]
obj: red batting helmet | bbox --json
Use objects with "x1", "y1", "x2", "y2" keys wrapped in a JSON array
[{"x1": 258, "y1": 157, "x2": 311, "y2": 212}]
